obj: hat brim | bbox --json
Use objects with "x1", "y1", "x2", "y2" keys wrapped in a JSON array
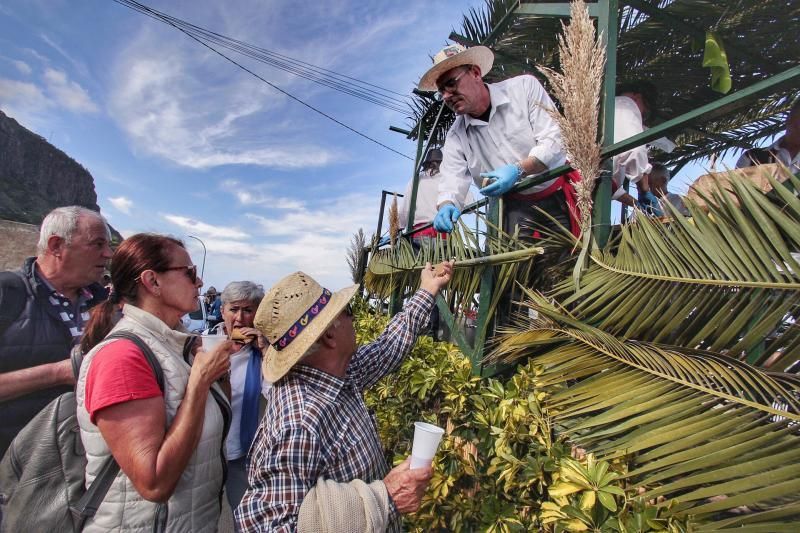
[
  {"x1": 261, "y1": 284, "x2": 359, "y2": 383},
  {"x1": 418, "y1": 46, "x2": 494, "y2": 92}
]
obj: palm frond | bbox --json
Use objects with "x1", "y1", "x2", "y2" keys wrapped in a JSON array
[
  {"x1": 552, "y1": 168, "x2": 800, "y2": 369},
  {"x1": 364, "y1": 215, "x2": 542, "y2": 342},
  {"x1": 486, "y1": 290, "x2": 800, "y2": 527}
]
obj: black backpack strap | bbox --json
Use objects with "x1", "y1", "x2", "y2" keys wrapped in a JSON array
[
  {"x1": 0, "y1": 271, "x2": 29, "y2": 337},
  {"x1": 70, "y1": 332, "x2": 166, "y2": 526}
]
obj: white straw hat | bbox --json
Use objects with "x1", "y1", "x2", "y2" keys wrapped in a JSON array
[
  {"x1": 254, "y1": 271, "x2": 358, "y2": 382},
  {"x1": 418, "y1": 43, "x2": 494, "y2": 92}
]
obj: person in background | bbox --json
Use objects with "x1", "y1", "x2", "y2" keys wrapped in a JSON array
[
  {"x1": 205, "y1": 286, "x2": 223, "y2": 328},
  {"x1": 612, "y1": 80, "x2": 664, "y2": 217},
  {"x1": 205, "y1": 280, "x2": 269, "y2": 510},
  {"x1": 0, "y1": 205, "x2": 112, "y2": 455},
  {"x1": 398, "y1": 148, "x2": 450, "y2": 243},
  {"x1": 75, "y1": 233, "x2": 235, "y2": 532},
  {"x1": 649, "y1": 163, "x2": 690, "y2": 216},
  {"x1": 419, "y1": 44, "x2": 579, "y2": 241},
  {"x1": 236, "y1": 262, "x2": 453, "y2": 532},
  {"x1": 736, "y1": 98, "x2": 800, "y2": 173}
]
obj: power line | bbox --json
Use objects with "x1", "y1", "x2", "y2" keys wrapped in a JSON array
[
  {"x1": 113, "y1": 0, "x2": 412, "y2": 113},
  {"x1": 112, "y1": 0, "x2": 413, "y2": 160}
]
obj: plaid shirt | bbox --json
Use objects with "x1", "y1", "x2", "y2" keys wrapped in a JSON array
[
  {"x1": 235, "y1": 289, "x2": 434, "y2": 533},
  {"x1": 36, "y1": 267, "x2": 93, "y2": 344}
]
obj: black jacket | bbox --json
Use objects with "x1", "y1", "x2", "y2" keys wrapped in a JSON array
[{"x1": 0, "y1": 257, "x2": 107, "y2": 455}]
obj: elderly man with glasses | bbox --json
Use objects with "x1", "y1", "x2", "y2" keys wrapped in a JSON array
[
  {"x1": 419, "y1": 44, "x2": 580, "y2": 240},
  {"x1": 236, "y1": 262, "x2": 453, "y2": 532}
]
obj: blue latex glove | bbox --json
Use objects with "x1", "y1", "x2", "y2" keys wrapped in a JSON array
[
  {"x1": 479, "y1": 163, "x2": 522, "y2": 197},
  {"x1": 377, "y1": 235, "x2": 390, "y2": 247},
  {"x1": 636, "y1": 190, "x2": 664, "y2": 217},
  {"x1": 433, "y1": 204, "x2": 461, "y2": 233}
]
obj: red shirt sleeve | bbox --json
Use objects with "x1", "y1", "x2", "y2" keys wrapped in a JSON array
[{"x1": 85, "y1": 339, "x2": 162, "y2": 423}]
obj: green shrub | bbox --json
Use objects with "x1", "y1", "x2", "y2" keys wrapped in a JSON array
[{"x1": 358, "y1": 304, "x2": 686, "y2": 532}]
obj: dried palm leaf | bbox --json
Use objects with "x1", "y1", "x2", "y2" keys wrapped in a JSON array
[{"x1": 537, "y1": 0, "x2": 605, "y2": 235}]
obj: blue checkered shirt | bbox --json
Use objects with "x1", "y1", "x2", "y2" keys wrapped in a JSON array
[
  {"x1": 235, "y1": 289, "x2": 434, "y2": 532},
  {"x1": 37, "y1": 267, "x2": 92, "y2": 344}
]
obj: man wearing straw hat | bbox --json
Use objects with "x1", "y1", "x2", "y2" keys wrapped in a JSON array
[
  {"x1": 235, "y1": 261, "x2": 453, "y2": 532},
  {"x1": 419, "y1": 43, "x2": 580, "y2": 239}
]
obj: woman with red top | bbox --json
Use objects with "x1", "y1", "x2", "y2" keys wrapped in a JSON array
[{"x1": 74, "y1": 233, "x2": 236, "y2": 532}]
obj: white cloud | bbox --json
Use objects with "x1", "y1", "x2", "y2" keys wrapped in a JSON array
[
  {"x1": 12, "y1": 60, "x2": 32, "y2": 75},
  {"x1": 245, "y1": 193, "x2": 376, "y2": 238},
  {"x1": 39, "y1": 34, "x2": 90, "y2": 78},
  {"x1": 43, "y1": 68, "x2": 98, "y2": 113},
  {"x1": 0, "y1": 66, "x2": 97, "y2": 125},
  {"x1": 0, "y1": 78, "x2": 48, "y2": 107},
  {"x1": 107, "y1": 31, "x2": 344, "y2": 170},
  {"x1": 163, "y1": 214, "x2": 250, "y2": 240},
  {"x1": 108, "y1": 196, "x2": 133, "y2": 214},
  {"x1": 0, "y1": 78, "x2": 50, "y2": 124},
  {"x1": 221, "y1": 179, "x2": 305, "y2": 209}
]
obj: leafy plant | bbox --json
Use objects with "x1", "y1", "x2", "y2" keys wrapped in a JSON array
[{"x1": 357, "y1": 305, "x2": 683, "y2": 532}]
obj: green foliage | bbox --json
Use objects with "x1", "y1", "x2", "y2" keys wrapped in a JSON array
[{"x1": 357, "y1": 304, "x2": 685, "y2": 532}]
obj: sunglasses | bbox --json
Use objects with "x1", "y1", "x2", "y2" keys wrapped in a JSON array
[
  {"x1": 159, "y1": 265, "x2": 199, "y2": 284},
  {"x1": 436, "y1": 67, "x2": 470, "y2": 97}
]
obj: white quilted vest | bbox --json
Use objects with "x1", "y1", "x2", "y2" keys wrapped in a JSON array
[{"x1": 76, "y1": 304, "x2": 228, "y2": 532}]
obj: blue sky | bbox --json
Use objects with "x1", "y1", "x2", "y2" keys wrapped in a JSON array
[
  {"x1": 0, "y1": 0, "x2": 485, "y2": 291},
  {"x1": 0, "y1": 0, "x2": 759, "y2": 292}
]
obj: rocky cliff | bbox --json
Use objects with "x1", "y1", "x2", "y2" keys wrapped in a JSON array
[{"x1": 0, "y1": 110, "x2": 112, "y2": 229}]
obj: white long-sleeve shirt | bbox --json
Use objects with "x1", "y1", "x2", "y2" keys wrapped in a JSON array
[
  {"x1": 398, "y1": 169, "x2": 474, "y2": 228},
  {"x1": 437, "y1": 75, "x2": 566, "y2": 209},
  {"x1": 612, "y1": 95, "x2": 652, "y2": 200}
]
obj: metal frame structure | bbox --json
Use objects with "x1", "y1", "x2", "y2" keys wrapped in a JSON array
[{"x1": 371, "y1": 0, "x2": 800, "y2": 376}]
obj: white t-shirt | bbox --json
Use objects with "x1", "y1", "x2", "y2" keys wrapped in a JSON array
[
  {"x1": 227, "y1": 344, "x2": 271, "y2": 459},
  {"x1": 612, "y1": 95, "x2": 652, "y2": 199}
]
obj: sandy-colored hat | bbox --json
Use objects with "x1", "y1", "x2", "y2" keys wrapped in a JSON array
[
  {"x1": 418, "y1": 43, "x2": 494, "y2": 92},
  {"x1": 254, "y1": 272, "x2": 358, "y2": 382}
]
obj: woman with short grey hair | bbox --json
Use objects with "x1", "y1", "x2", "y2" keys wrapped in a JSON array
[{"x1": 207, "y1": 280, "x2": 268, "y2": 510}]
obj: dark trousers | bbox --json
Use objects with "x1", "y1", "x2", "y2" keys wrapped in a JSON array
[{"x1": 503, "y1": 189, "x2": 571, "y2": 244}]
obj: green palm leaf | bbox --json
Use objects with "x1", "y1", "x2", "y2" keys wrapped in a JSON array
[
  {"x1": 554, "y1": 168, "x2": 800, "y2": 369},
  {"x1": 364, "y1": 215, "x2": 542, "y2": 343},
  {"x1": 486, "y1": 290, "x2": 800, "y2": 527}
]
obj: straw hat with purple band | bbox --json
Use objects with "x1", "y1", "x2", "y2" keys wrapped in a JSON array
[
  {"x1": 418, "y1": 43, "x2": 494, "y2": 92},
  {"x1": 254, "y1": 271, "x2": 358, "y2": 382}
]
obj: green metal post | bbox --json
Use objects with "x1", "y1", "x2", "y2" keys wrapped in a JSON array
[
  {"x1": 470, "y1": 197, "x2": 500, "y2": 375},
  {"x1": 594, "y1": 0, "x2": 618, "y2": 248}
]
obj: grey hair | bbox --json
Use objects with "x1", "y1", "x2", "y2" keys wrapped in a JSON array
[
  {"x1": 221, "y1": 280, "x2": 265, "y2": 306},
  {"x1": 37, "y1": 206, "x2": 109, "y2": 255},
  {"x1": 302, "y1": 318, "x2": 342, "y2": 360}
]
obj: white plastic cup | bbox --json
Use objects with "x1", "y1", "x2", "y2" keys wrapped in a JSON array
[
  {"x1": 410, "y1": 421, "x2": 445, "y2": 469},
  {"x1": 200, "y1": 333, "x2": 227, "y2": 352}
]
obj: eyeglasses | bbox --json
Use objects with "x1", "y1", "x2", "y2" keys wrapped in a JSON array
[
  {"x1": 159, "y1": 265, "x2": 199, "y2": 284},
  {"x1": 436, "y1": 68, "x2": 470, "y2": 98}
]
